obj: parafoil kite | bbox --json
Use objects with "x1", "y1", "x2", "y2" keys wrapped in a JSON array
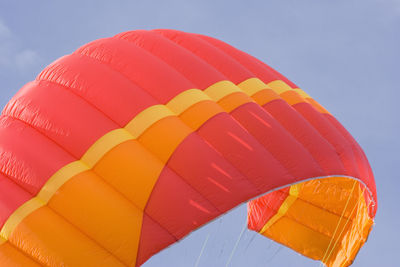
[{"x1": 0, "y1": 29, "x2": 376, "y2": 267}]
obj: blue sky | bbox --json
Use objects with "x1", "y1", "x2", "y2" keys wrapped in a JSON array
[{"x1": 0, "y1": 1, "x2": 398, "y2": 266}]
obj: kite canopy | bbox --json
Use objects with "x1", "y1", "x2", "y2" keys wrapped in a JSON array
[{"x1": 0, "y1": 29, "x2": 376, "y2": 267}]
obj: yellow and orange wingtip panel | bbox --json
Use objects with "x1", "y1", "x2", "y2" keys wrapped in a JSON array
[
  {"x1": 0, "y1": 29, "x2": 375, "y2": 266},
  {"x1": 249, "y1": 177, "x2": 374, "y2": 267}
]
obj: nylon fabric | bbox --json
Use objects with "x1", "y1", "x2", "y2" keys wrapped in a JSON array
[{"x1": 0, "y1": 29, "x2": 376, "y2": 267}]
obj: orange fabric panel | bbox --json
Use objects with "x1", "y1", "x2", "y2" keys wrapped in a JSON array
[
  {"x1": 280, "y1": 90, "x2": 307, "y2": 106},
  {"x1": 325, "y1": 185, "x2": 373, "y2": 267},
  {"x1": 0, "y1": 242, "x2": 41, "y2": 267},
  {"x1": 286, "y1": 198, "x2": 350, "y2": 239},
  {"x1": 138, "y1": 116, "x2": 192, "y2": 163},
  {"x1": 297, "y1": 177, "x2": 361, "y2": 218},
  {"x1": 256, "y1": 177, "x2": 373, "y2": 267},
  {"x1": 93, "y1": 140, "x2": 164, "y2": 210},
  {"x1": 8, "y1": 206, "x2": 125, "y2": 267},
  {"x1": 47, "y1": 171, "x2": 143, "y2": 266},
  {"x1": 178, "y1": 100, "x2": 224, "y2": 130},
  {"x1": 251, "y1": 89, "x2": 281, "y2": 106},
  {"x1": 0, "y1": 28, "x2": 377, "y2": 267},
  {"x1": 263, "y1": 216, "x2": 332, "y2": 260},
  {"x1": 217, "y1": 91, "x2": 253, "y2": 113}
]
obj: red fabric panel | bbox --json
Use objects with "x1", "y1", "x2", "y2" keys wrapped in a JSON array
[
  {"x1": 144, "y1": 167, "x2": 220, "y2": 239},
  {"x1": 0, "y1": 116, "x2": 74, "y2": 195},
  {"x1": 37, "y1": 53, "x2": 159, "y2": 127},
  {"x1": 247, "y1": 188, "x2": 290, "y2": 231},
  {"x1": 135, "y1": 214, "x2": 176, "y2": 267},
  {"x1": 0, "y1": 115, "x2": 74, "y2": 228},
  {"x1": 293, "y1": 103, "x2": 361, "y2": 179},
  {"x1": 0, "y1": 173, "x2": 32, "y2": 228},
  {"x1": 167, "y1": 132, "x2": 258, "y2": 212},
  {"x1": 3, "y1": 81, "x2": 118, "y2": 158},
  {"x1": 324, "y1": 114, "x2": 377, "y2": 215},
  {"x1": 0, "y1": 29, "x2": 376, "y2": 266},
  {"x1": 115, "y1": 30, "x2": 225, "y2": 90},
  {"x1": 230, "y1": 102, "x2": 324, "y2": 179},
  {"x1": 196, "y1": 113, "x2": 293, "y2": 191},
  {"x1": 196, "y1": 33, "x2": 298, "y2": 88},
  {"x1": 263, "y1": 100, "x2": 346, "y2": 175},
  {"x1": 153, "y1": 29, "x2": 254, "y2": 85},
  {"x1": 76, "y1": 37, "x2": 194, "y2": 104},
  {"x1": 324, "y1": 114, "x2": 374, "y2": 185}
]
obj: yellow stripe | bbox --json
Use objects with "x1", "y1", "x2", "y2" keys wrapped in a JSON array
[
  {"x1": 267, "y1": 80, "x2": 292, "y2": 94},
  {"x1": 0, "y1": 198, "x2": 45, "y2": 240},
  {"x1": 0, "y1": 86, "x2": 226, "y2": 243},
  {"x1": 37, "y1": 161, "x2": 89, "y2": 202},
  {"x1": 259, "y1": 184, "x2": 300, "y2": 234},
  {"x1": 204, "y1": 80, "x2": 241, "y2": 101},
  {"x1": 81, "y1": 129, "x2": 134, "y2": 168},
  {"x1": 238, "y1": 78, "x2": 310, "y2": 100},
  {"x1": 293, "y1": 88, "x2": 311, "y2": 99},
  {"x1": 239, "y1": 78, "x2": 331, "y2": 116},
  {"x1": 125, "y1": 105, "x2": 174, "y2": 138},
  {"x1": 167, "y1": 89, "x2": 212, "y2": 114},
  {"x1": 0, "y1": 162, "x2": 89, "y2": 242},
  {"x1": 0, "y1": 77, "x2": 323, "y2": 247},
  {"x1": 238, "y1": 77, "x2": 271, "y2": 96}
]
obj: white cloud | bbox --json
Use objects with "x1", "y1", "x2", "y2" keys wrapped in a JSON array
[
  {"x1": 0, "y1": 19, "x2": 41, "y2": 71},
  {"x1": 15, "y1": 49, "x2": 40, "y2": 70}
]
